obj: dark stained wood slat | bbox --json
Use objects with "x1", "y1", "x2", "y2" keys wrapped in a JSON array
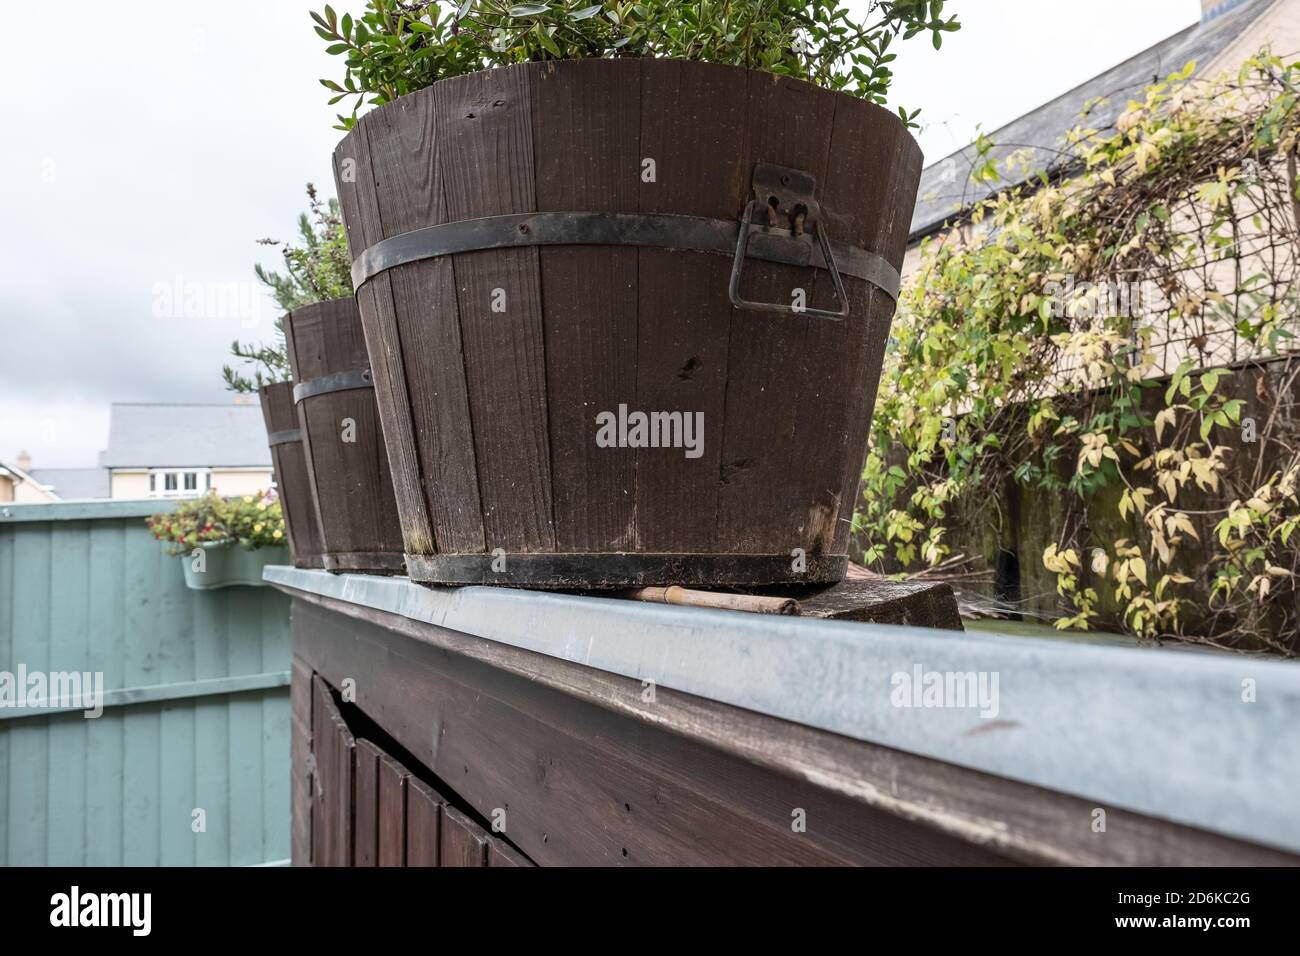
[
  {"x1": 532, "y1": 59, "x2": 640, "y2": 552},
  {"x1": 261, "y1": 381, "x2": 325, "y2": 568},
  {"x1": 329, "y1": 710, "x2": 357, "y2": 866},
  {"x1": 291, "y1": 657, "x2": 313, "y2": 867},
  {"x1": 635, "y1": 59, "x2": 747, "y2": 552},
  {"x1": 353, "y1": 739, "x2": 383, "y2": 867},
  {"x1": 434, "y1": 65, "x2": 555, "y2": 553},
  {"x1": 377, "y1": 754, "x2": 410, "y2": 867},
  {"x1": 441, "y1": 806, "x2": 490, "y2": 867},
  {"x1": 818, "y1": 97, "x2": 924, "y2": 555},
  {"x1": 405, "y1": 778, "x2": 441, "y2": 867},
  {"x1": 290, "y1": 712, "x2": 311, "y2": 867},
  {"x1": 311, "y1": 675, "x2": 356, "y2": 866},
  {"x1": 349, "y1": 104, "x2": 483, "y2": 555},
  {"x1": 770, "y1": 93, "x2": 910, "y2": 563},
  {"x1": 714, "y1": 72, "x2": 839, "y2": 555},
  {"x1": 310, "y1": 675, "x2": 328, "y2": 866},
  {"x1": 333, "y1": 122, "x2": 438, "y2": 556}
]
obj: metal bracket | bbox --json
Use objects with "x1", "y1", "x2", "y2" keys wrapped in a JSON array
[
  {"x1": 292, "y1": 368, "x2": 373, "y2": 404},
  {"x1": 728, "y1": 163, "x2": 850, "y2": 320}
]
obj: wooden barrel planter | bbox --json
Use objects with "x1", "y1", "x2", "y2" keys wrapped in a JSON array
[
  {"x1": 259, "y1": 381, "x2": 325, "y2": 569},
  {"x1": 283, "y1": 298, "x2": 405, "y2": 574},
  {"x1": 334, "y1": 59, "x2": 922, "y2": 588}
]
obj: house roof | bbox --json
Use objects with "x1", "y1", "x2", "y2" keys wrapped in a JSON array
[
  {"x1": 0, "y1": 459, "x2": 60, "y2": 501},
  {"x1": 100, "y1": 403, "x2": 272, "y2": 469},
  {"x1": 27, "y1": 468, "x2": 112, "y2": 500},
  {"x1": 909, "y1": 0, "x2": 1273, "y2": 242}
]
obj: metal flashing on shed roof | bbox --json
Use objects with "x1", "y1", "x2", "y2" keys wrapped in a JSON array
[{"x1": 265, "y1": 564, "x2": 1300, "y2": 857}]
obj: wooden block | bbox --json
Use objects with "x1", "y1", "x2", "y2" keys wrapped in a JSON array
[{"x1": 793, "y1": 579, "x2": 964, "y2": 631}]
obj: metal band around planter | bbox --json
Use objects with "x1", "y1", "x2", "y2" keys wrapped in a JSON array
[
  {"x1": 404, "y1": 551, "x2": 848, "y2": 588},
  {"x1": 322, "y1": 551, "x2": 408, "y2": 574},
  {"x1": 351, "y1": 212, "x2": 901, "y2": 303},
  {"x1": 292, "y1": 368, "x2": 373, "y2": 404},
  {"x1": 266, "y1": 427, "x2": 303, "y2": 447}
]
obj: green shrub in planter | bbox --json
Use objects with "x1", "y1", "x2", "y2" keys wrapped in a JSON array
[
  {"x1": 147, "y1": 492, "x2": 289, "y2": 589},
  {"x1": 224, "y1": 183, "x2": 354, "y2": 394},
  {"x1": 312, "y1": 0, "x2": 959, "y2": 130}
]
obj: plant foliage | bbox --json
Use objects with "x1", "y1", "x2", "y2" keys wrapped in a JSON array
[
  {"x1": 312, "y1": 0, "x2": 958, "y2": 130},
  {"x1": 223, "y1": 184, "x2": 353, "y2": 392},
  {"x1": 857, "y1": 52, "x2": 1300, "y2": 653},
  {"x1": 147, "y1": 491, "x2": 287, "y2": 554}
]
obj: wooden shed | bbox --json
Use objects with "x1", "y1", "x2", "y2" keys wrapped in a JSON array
[{"x1": 269, "y1": 566, "x2": 1300, "y2": 866}]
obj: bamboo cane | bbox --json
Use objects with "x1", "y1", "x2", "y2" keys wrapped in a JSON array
[{"x1": 620, "y1": 586, "x2": 800, "y2": 616}]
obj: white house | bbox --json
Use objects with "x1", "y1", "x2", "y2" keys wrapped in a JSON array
[{"x1": 99, "y1": 402, "x2": 273, "y2": 500}]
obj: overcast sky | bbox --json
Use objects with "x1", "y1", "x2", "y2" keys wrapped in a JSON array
[{"x1": 0, "y1": 0, "x2": 1200, "y2": 468}]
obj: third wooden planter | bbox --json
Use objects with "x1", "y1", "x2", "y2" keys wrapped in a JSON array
[
  {"x1": 259, "y1": 380, "x2": 325, "y2": 569},
  {"x1": 334, "y1": 59, "x2": 922, "y2": 588},
  {"x1": 283, "y1": 299, "x2": 405, "y2": 573}
]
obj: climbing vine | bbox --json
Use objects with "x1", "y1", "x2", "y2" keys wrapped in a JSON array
[{"x1": 856, "y1": 52, "x2": 1300, "y2": 654}]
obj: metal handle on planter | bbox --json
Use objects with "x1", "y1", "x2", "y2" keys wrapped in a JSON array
[
  {"x1": 727, "y1": 162, "x2": 851, "y2": 321},
  {"x1": 728, "y1": 199, "x2": 849, "y2": 320}
]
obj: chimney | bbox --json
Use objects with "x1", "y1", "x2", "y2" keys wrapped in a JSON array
[{"x1": 16, "y1": 449, "x2": 31, "y2": 472}]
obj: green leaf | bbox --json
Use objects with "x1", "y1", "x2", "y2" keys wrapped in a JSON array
[
  {"x1": 509, "y1": 3, "x2": 551, "y2": 15},
  {"x1": 571, "y1": 4, "x2": 603, "y2": 20},
  {"x1": 535, "y1": 22, "x2": 562, "y2": 55}
]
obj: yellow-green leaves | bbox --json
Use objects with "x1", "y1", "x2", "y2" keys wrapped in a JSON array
[{"x1": 858, "y1": 51, "x2": 1299, "y2": 651}]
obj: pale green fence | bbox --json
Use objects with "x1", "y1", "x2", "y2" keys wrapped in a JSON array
[{"x1": 0, "y1": 500, "x2": 290, "y2": 866}]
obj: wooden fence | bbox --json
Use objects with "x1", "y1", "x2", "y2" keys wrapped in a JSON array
[{"x1": 0, "y1": 500, "x2": 291, "y2": 866}]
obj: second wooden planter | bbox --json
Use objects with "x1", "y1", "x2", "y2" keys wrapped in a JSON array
[
  {"x1": 335, "y1": 59, "x2": 922, "y2": 588},
  {"x1": 284, "y1": 299, "x2": 405, "y2": 573}
]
